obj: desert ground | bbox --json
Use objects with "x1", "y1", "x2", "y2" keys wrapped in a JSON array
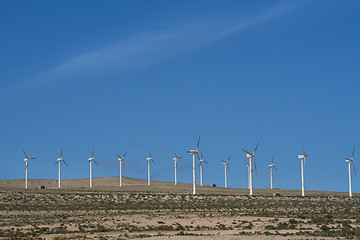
[{"x1": 0, "y1": 177, "x2": 359, "y2": 239}]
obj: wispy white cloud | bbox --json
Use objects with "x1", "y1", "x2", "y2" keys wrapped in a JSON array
[{"x1": 20, "y1": 2, "x2": 303, "y2": 87}]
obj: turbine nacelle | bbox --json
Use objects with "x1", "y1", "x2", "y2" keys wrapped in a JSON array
[
  {"x1": 146, "y1": 157, "x2": 152, "y2": 161},
  {"x1": 187, "y1": 150, "x2": 197, "y2": 154},
  {"x1": 88, "y1": 157, "x2": 94, "y2": 161},
  {"x1": 117, "y1": 152, "x2": 127, "y2": 161},
  {"x1": 246, "y1": 153, "x2": 253, "y2": 158},
  {"x1": 298, "y1": 155, "x2": 306, "y2": 159}
]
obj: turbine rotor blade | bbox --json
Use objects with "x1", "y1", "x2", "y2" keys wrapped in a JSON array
[
  {"x1": 23, "y1": 150, "x2": 29, "y2": 159},
  {"x1": 196, "y1": 135, "x2": 201, "y2": 151},
  {"x1": 150, "y1": 149, "x2": 152, "y2": 158},
  {"x1": 352, "y1": 162, "x2": 356, "y2": 176},
  {"x1": 274, "y1": 165, "x2": 278, "y2": 171},
  {"x1": 352, "y1": 146, "x2": 355, "y2": 160},
  {"x1": 92, "y1": 148, "x2": 94, "y2": 158},
  {"x1": 227, "y1": 155, "x2": 231, "y2": 163},
  {"x1": 243, "y1": 150, "x2": 253, "y2": 156},
  {"x1": 117, "y1": 154, "x2": 121, "y2": 159},
  {"x1": 196, "y1": 152, "x2": 200, "y2": 161},
  {"x1": 254, "y1": 142, "x2": 259, "y2": 154},
  {"x1": 60, "y1": 148, "x2": 63, "y2": 158},
  {"x1": 174, "y1": 150, "x2": 178, "y2": 159},
  {"x1": 303, "y1": 145, "x2": 306, "y2": 157},
  {"x1": 253, "y1": 158, "x2": 257, "y2": 174},
  {"x1": 123, "y1": 152, "x2": 127, "y2": 158},
  {"x1": 63, "y1": 160, "x2": 69, "y2": 167},
  {"x1": 204, "y1": 160, "x2": 209, "y2": 164},
  {"x1": 93, "y1": 159, "x2": 98, "y2": 166}
]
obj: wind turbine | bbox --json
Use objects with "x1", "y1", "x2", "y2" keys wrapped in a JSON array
[
  {"x1": 173, "y1": 151, "x2": 182, "y2": 186},
  {"x1": 198, "y1": 152, "x2": 208, "y2": 186},
  {"x1": 221, "y1": 155, "x2": 231, "y2": 188},
  {"x1": 268, "y1": 156, "x2": 278, "y2": 189},
  {"x1": 55, "y1": 148, "x2": 68, "y2": 189},
  {"x1": 146, "y1": 150, "x2": 155, "y2": 186},
  {"x1": 187, "y1": 136, "x2": 201, "y2": 195},
  {"x1": 117, "y1": 152, "x2": 127, "y2": 187},
  {"x1": 345, "y1": 146, "x2": 356, "y2": 198},
  {"x1": 23, "y1": 150, "x2": 36, "y2": 190},
  {"x1": 88, "y1": 148, "x2": 97, "y2": 188},
  {"x1": 243, "y1": 142, "x2": 259, "y2": 196},
  {"x1": 298, "y1": 146, "x2": 308, "y2": 197}
]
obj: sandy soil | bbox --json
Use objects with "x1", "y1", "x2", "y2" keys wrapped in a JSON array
[{"x1": 137, "y1": 236, "x2": 339, "y2": 240}]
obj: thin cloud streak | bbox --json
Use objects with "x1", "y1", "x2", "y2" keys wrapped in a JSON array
[{"x1": 20, "y1": 2, "x2": 303, "y2": 88}]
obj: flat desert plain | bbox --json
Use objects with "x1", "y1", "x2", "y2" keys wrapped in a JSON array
[{"x1": 0, "y1": 177, "x2": 359, "y2": 239}]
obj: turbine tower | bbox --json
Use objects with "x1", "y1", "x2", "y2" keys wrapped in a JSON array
[
  {"x1": 268, "y1": 156, "x2": 278, "y2": 189},
  {"x1": 55, "y1": 148, "x2": 68, "y2": 189},
  {"x1": 198, "y1": 152, "x2": 208, "y2": 186},
  {"x1": 117, "y1": 152, "x2": 127, "y2": 187},
  {"x1": 173, "y1": 151, "x2": 182, "y2": 185},
  {"x1": 245, "y1": 163, "x2": 250, "y2": 189},
  {"x1": 88, "y1": 148, "x2": 97, "y2": 188},
  {"x1": 243, "y1": 142, "x2": 259, "y2": 196},
  {"x1": 345, "y1": 146, "x2": 356, "y2": 198},
  {"x1": 298, "y1": 146, "x2": 308, "y2": 197},
  {"x1": 221, "y1": 155, "x2": 231, "y2": 188},
  {"x1": 146, "y1": 150, "x2": 155, "y2": 186},
  {"x1": 187, "y1": 136, "x2": 200, "y2": 195},
  {"x1": 23, "y1": 150, "x2": 36, "y2": 190}
]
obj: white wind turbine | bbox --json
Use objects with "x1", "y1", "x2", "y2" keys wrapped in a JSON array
[
  {"x1": 88, "y1": 148, "x2": 98, "y2": 188},
  {"x1": 173, "y1": 151, "x2": 182, "y2": 186},
  {"x1": 298, "y1": 146, "x2": 308, "y2": 197},
  {"x1": 221, "y1": 155, "x2": 231, "y2": 188},
  {"x1": 117, "y1": 152, "x2": 127, "y2": 187},
  {"x1": 187, "y1": 136, "x2": 201, "y2": 195},
  {"x1": 243, "y1": 142, "x2": 259, "y2": 196},
  {"x1": 147, "y1": 150, "x2": 155, "y2": 186},
  {"x1": 345, "y1": 146, "x2": 356, "y2": 198},
  {"x1": 198, "y1": 152, "x2": 208, "y2": 186},
  {"x1": 55, "y1": 148, "x2": 68, "y2": 189},
  {"x1": 268, "y1": 156, "x2": 278, "y2": 189},
  {"x1": 23, "y1": 150, "x2": 36, "y2": 190}
]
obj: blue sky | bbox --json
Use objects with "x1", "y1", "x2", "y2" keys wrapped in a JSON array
[{"x1": 1, "y1": 0, "x2": 360, "y2": 193}]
